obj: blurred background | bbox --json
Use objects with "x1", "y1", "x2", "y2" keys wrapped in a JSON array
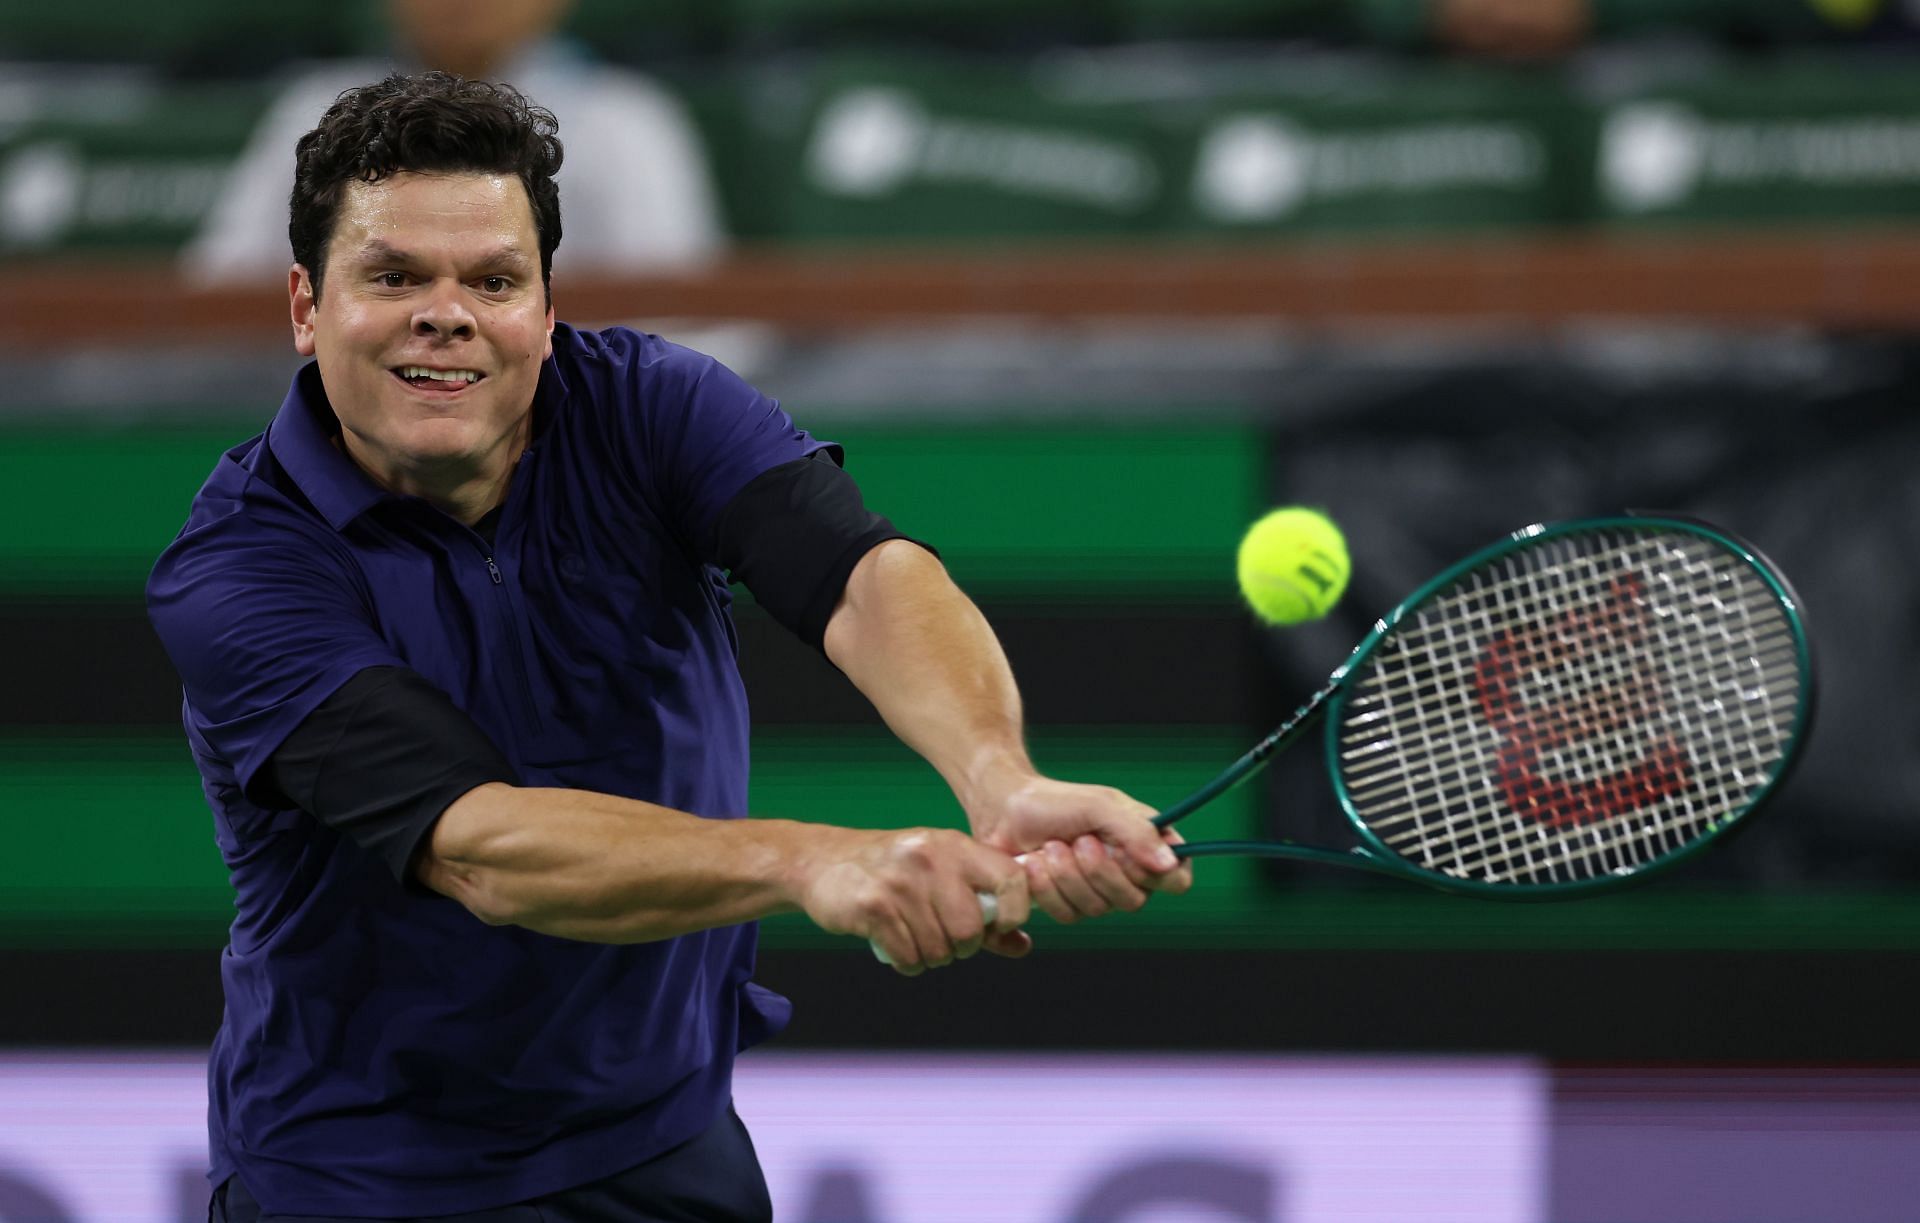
[{"x1": 3, "y1": 1, "x2": 1919, "y2": 1219}]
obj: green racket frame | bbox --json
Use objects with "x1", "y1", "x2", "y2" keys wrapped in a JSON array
[{"x1": 1155, "y1": 514, "x2": 1816, "y2": 899}]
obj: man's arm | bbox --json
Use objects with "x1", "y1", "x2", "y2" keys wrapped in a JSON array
[
  {"x1": 822, "y1": 539, "x2": 1193, "y2": 925},
  {"x1": 260, "y1": 667, "x2": 1032, "y2": 976},
  {"x1": 421, "y1": 782, "x2": 1030, "y2": 974}
]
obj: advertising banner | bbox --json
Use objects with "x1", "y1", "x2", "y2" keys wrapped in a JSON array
[
  {"x1": 0, "y1": 1053, "x2": 1546, "y2": 1223},
  {"x1": 1596, "y1": 60, "x2": 1920, "y2": 225}
]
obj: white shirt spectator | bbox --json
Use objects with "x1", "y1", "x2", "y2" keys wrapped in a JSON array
[{"x1": 184, "y1": 40, "x2": 725, "y2": 283}]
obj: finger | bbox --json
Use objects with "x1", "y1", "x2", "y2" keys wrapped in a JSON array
[
  {"x1": 989, "y1": 862, "x2": 1031, "y2": 932},
  {"x1": 871, "y1": 914, "x2": 925, "y2": 977},
  {"x1": 1090, "y1": 833, "x2": 1190, "y2": 896},
  {"x1": 1074, "y1": 834, "x2": 1150, "y2": 913},
  {"x1": 1081, "y1": 837, "x2": 1157, "y2": 891},
  {"x1": 903, "y1": 900, "x2": 956, "y2": 970},
  {"x1": 1022, "y1": 849, "x2": 1074, "y2": 924},
  {"x1": 933, "y1": 880, "x2": 989, "y2": 962},
  {"x1": 982, "y1": 928, "x2": 1033, "y2": 959},
  {"x1": 1040, "y1": 837, "x2": 1111, "y2": 920},
  {"x1": 1090, "y1": 800, "x2": 1181, "y2": 878},
  {"x1": 1144, "y1": 827, "x2": 1195, "y2": 895}
]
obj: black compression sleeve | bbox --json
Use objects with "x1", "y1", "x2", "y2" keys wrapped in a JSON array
[
  {"x1": 267, "y1": 666, "x2": 519, "y2": 886},
  {"x1": 711, "y1": 451, "x2": 933, "y2": 651}
]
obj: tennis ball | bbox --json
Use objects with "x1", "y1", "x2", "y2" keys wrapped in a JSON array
[{"x1": 1236, "y1": 507, "x2": 1350, "y2": 626}]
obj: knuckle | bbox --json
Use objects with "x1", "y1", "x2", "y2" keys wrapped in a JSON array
[
  {"x1": 891, "y1": 830, "x2": 936, "y2": 869},
  {"x1": 852, "y1": 889, "x2": 893, "y2": 927}
]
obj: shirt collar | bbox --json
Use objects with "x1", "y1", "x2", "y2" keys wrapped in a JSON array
[
  {"x1": 266, "y1": 362, "x2": 393, "y2": 532},
  {"x1": 537, "y1": 326, "x2": 572, "y2": 427},
  {"x1": 266, "y1": 344, "x2": 573, "y2": 533}
]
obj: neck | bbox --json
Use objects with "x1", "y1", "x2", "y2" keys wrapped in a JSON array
[{"x1": 336, "y1": 420, "x2": 529, "y2": 526}]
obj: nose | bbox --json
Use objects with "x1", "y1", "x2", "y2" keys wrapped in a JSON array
[{"x1": 411, "y1": 279, "x2": 476, "y2": 339}]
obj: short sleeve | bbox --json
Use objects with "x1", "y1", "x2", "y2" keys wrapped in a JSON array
[
  {"x1": 147, "y1": 501, "x2": 406, "y2": 807},
  {"x1": 577, "y1": 327, "x2": 837, "y2": 559}
]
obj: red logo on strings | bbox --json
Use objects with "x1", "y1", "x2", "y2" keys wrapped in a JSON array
[{"x1": 1471, "y1": 573, "x2": 1691, "y2": 827}]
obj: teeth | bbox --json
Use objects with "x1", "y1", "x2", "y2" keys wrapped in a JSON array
[{"x1": 398, "y1": 366, "x2": 482, "y2": 383}]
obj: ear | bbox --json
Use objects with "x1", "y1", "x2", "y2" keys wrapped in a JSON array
[
  {"x1": 290, "y1": 265, "x2": 318, "y2": 357},
  {"x1": 543, "y1": 300, "x2": 555, "y2": 360}
]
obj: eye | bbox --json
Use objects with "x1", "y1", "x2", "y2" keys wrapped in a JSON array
[
  {"x1": 377, "y1": 271, "x2": 407, "y2": 288},
  {"x1": 479, "y1": 276, "x2": 511, "y2": 294}
]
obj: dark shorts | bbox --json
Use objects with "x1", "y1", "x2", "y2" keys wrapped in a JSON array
[{"x1": 210, "y1": 1106, "x2": 772, "y2": 1223}]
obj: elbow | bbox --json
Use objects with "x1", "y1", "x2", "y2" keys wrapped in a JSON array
[
  {"x1": 415, "y1": 783, "x2": 526, "y2": 927},
  {"x1": 450, "y1": 873, "x2": 522, "y2": 927},
  {"x1": 416, "y1": 844, "x2": 522, "y2": 927}
]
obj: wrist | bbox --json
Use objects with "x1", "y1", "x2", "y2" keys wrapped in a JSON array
[
  {"x1": 757, "y1": 818, "x2": 834, "y2": 917},
  {"x1": 954, "y1": 745, "x2": 1039, "y2": 840}
]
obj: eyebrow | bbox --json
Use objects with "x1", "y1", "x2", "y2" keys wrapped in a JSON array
[{"x1": 349, "y1": 240, "x2": 534, "y2": 271}]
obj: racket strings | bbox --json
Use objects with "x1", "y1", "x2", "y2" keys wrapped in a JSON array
[
  {"x1": 1335, "y1": 528, "x2": 1804, "y2": 887},
  {"x1": 1470, "y1": 543, "x2": 1784, "y2": 880},
  {"x1": 1449, "y1": 539, "x2": 1785, "y2": 881}
]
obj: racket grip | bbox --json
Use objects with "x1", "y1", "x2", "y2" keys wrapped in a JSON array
[{"x1": 869, "y1": 891, "x2": 1000, "y2": 968}]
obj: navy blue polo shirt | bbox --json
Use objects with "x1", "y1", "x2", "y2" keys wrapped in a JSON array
[{"x1": 147, "y1": 323, "x2": 824, "y2": 1214}]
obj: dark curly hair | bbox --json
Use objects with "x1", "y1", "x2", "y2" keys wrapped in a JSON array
[{"x1": 289, "y1": 72, "x2": 564, "y2": 301}]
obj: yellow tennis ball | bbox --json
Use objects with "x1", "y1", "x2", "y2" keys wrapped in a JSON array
[{"x1": 1236, "y1": 507, "x2": 1350, "y2": 625}]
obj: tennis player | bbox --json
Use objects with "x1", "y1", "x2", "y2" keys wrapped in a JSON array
[{"x1": 146, "y1": 72, "x2": 1188, "y2": 1220}]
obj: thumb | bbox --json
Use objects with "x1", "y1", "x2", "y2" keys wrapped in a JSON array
[{"x1": 1100, "y1": 809, "x2": 1180, "y2": 875}]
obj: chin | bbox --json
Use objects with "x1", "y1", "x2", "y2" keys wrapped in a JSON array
[{"x1": 395, "y1": 418, "x2": 497, "y2": 458}]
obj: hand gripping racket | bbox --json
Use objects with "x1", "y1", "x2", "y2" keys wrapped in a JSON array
[{"x1": 874, "y1": 514, "x2": 1814, "y2": 961}]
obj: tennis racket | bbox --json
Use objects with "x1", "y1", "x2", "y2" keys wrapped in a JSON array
[
  {"x1": 1155, "y1": 512, "x2": 1813, "y2": 894},
  {"x1": 874, "y1": 514, "x2": 1814, "y2": 961}
]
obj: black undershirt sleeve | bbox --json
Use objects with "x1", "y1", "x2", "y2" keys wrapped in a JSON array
[
  {"x1": 710, "y1": 450, "x2": 932, "y2": 652},
  {"x1": 267, "y1": 667, "x2": 519, "y2": 887}
]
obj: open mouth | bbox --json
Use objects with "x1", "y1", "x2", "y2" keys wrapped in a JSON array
[{"x1": 391, "y1": 365, "x2": 486, "y2": 394}]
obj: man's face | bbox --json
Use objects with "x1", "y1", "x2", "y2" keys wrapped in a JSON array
[{"x1": 291, "y1": 171, "x2": 554, "y2": 493}]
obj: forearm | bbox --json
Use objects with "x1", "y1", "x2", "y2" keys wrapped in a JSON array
[
  {"x1": 822, "y1": 540, "x2": 1035, "y2": 824},
  {"x1": 422, "y1": 782, "x2": 816, "y2": 943},
  {"x1": 819, "y1": 540, "x2": 1189, "y2": 918},
  {"x1": 423, "y1": 778, "x2": 1034, "y2": 971}
]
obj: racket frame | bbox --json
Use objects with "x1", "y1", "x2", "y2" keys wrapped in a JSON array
[{"x1": 1157, "y1": 514, "x2": 1816, "y2": 899}]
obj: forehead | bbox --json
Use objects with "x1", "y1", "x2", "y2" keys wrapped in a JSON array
[{"x1": 329, "y1": 171, "x2": 538, "y2": 263}]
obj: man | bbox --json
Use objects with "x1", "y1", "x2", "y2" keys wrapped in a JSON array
[
  {"x1": 148, "y1": 73, "x2": 1188, "y2": 1220},
  {"x1": 184, "y1": 0, "x2": 723, "y2": 284}
]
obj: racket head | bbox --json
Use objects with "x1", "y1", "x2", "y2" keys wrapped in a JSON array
[{"x1": 1323, "y1": 515, "x2": 1814, "y2": 898}]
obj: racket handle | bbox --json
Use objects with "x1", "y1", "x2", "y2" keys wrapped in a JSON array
[{"x1": 869, "y1": 891, "x2": 1000, "y2": 967}]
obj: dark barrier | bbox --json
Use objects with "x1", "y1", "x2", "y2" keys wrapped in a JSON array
[{"x1": 1250, "y1": 332, "x2": 1920, "y2": 886}]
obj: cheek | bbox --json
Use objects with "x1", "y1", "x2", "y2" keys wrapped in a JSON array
[
  {"x1": 501, "y1": 314, "x2": 551, "y2": 363},
  {"x1": 315, "y1": 305, "x2": 387, "y2": 362}
]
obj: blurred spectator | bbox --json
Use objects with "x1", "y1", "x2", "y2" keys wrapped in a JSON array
[
  {"x1": 1431, "y1": 0, "x2": 1591, "y2": 60},
  {"x1": 184, "y1": 0, "x2": 725, "y2": 284}
]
